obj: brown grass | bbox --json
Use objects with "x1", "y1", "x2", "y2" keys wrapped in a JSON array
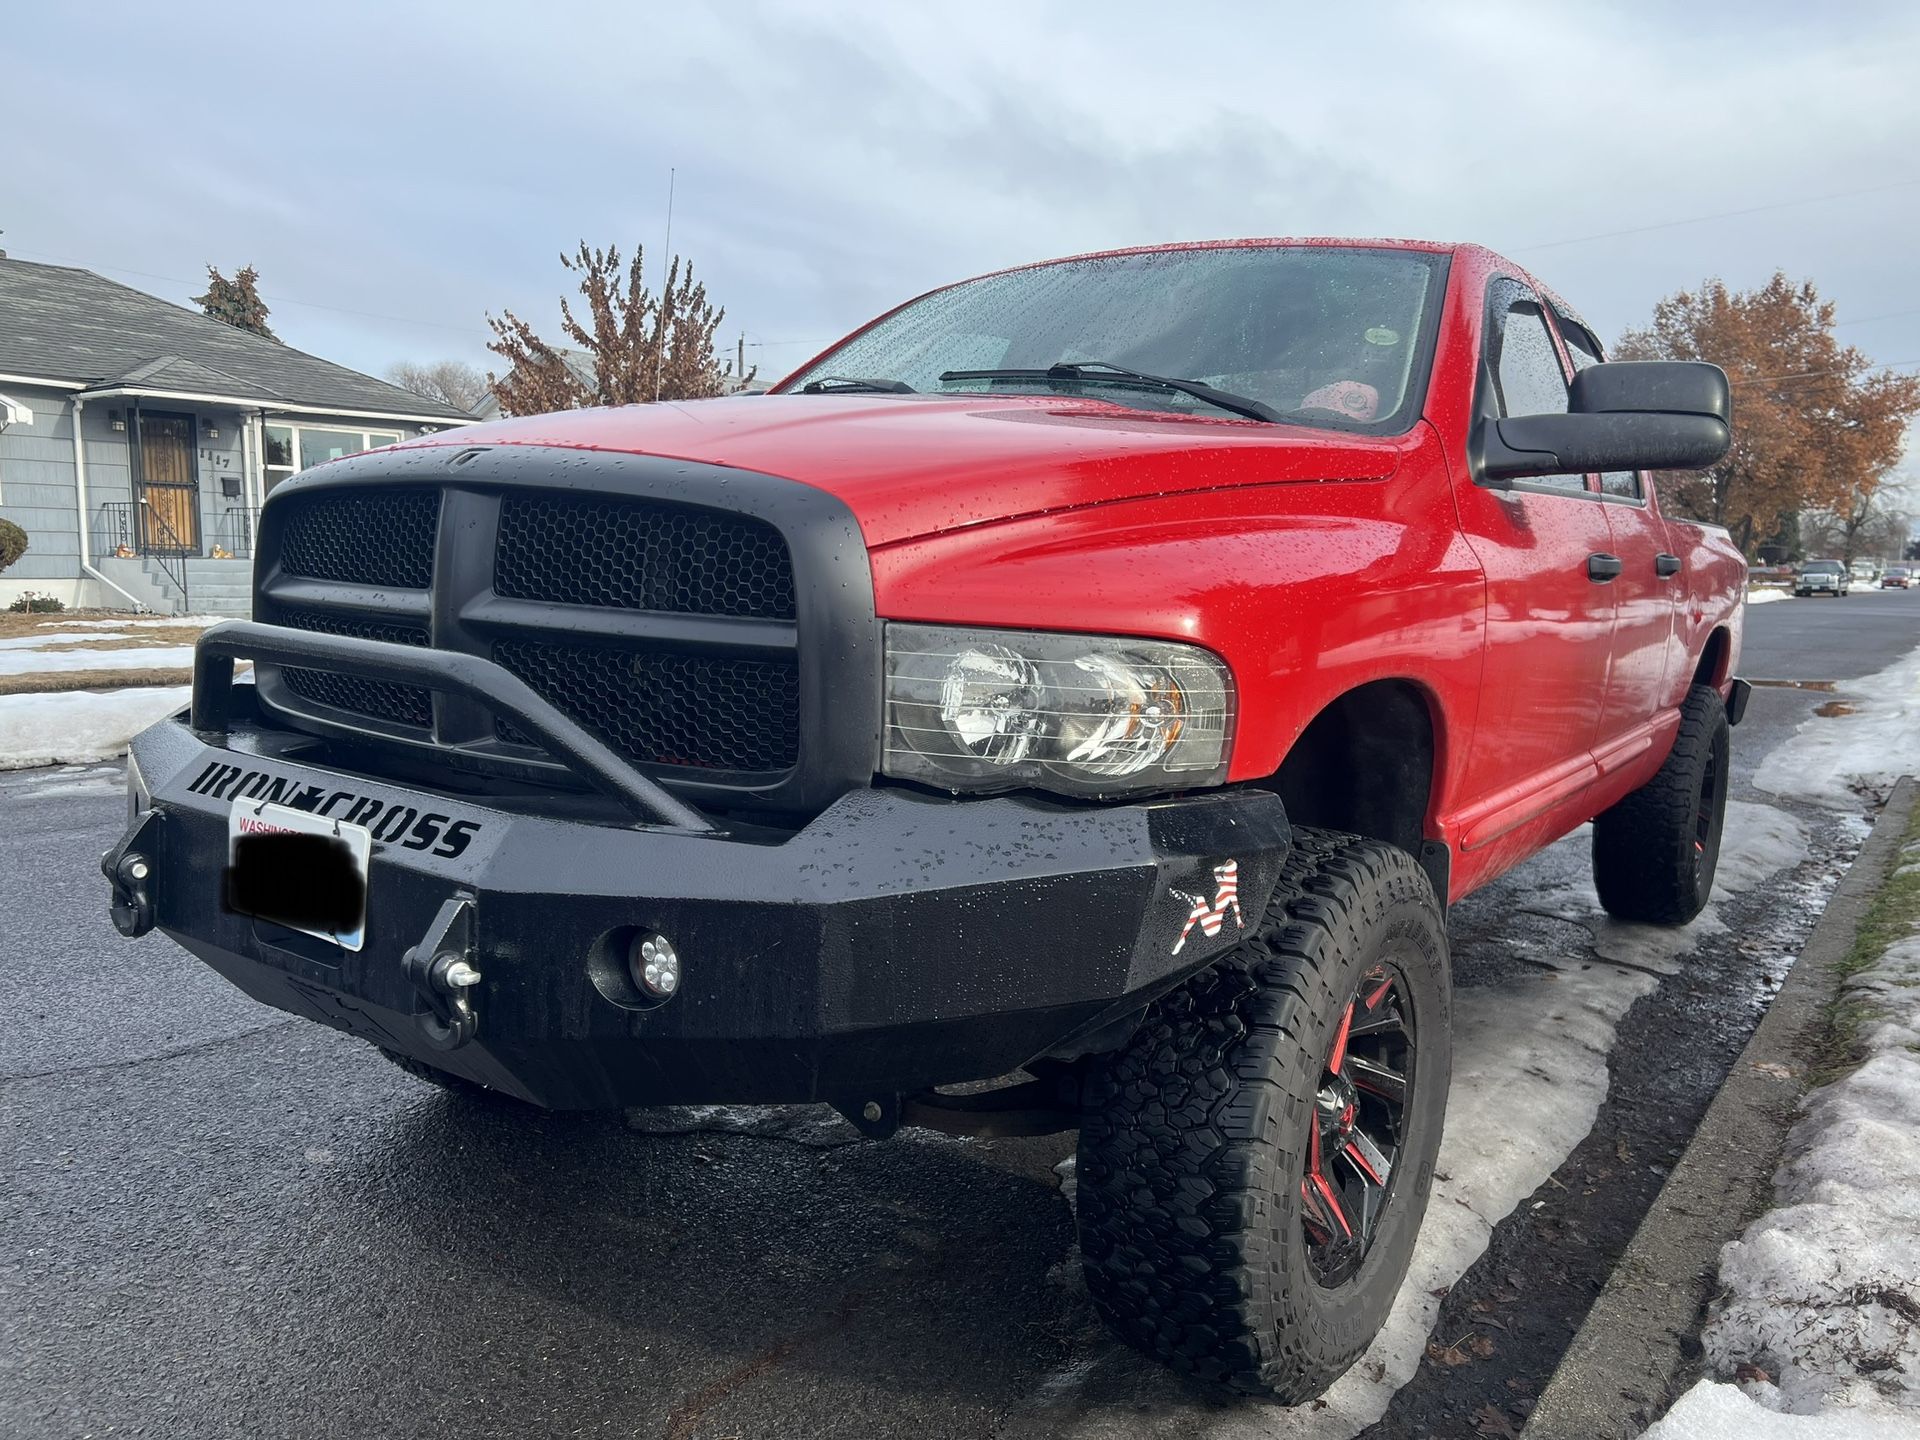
[
  {"x1": 0, "y1": 667, "x2": 195, "y2": 696},
  {"x1": 28, "y1": 627, "x2": 212, "y2": 652},
  {"x1": 0, "y1": 609, "x2": 218, "y2": 640},
  {"x1": 0, "y1": 608, "x2": 131, "y2": 638}
]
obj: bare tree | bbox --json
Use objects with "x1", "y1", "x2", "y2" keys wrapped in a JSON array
[
  {"x1": 485, "y1": 242, "x2": 751, "y2": 417},
  {"x1": 386, "y1": 360, "x2": 489, "y2": 413}
]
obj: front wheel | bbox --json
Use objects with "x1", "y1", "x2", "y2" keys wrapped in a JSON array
[
  {"x1": 1075, "y1": 828, "x2": 1451, "y2": 1400},
  {"x1": 1592, "y1": 684, "x2": 1730, "y2": 925}
]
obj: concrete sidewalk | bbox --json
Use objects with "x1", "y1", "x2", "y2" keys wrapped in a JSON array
[{"x1": 1524, "y1": 777, "x2": 1920, "y2": 1439}]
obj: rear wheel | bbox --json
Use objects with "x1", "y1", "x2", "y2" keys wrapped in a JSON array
[
  {"x1": 1592, "y1": 684, "x2": 1730, "y2": 925},
  {"x1": 1075, "y1": 829, "x2": 1450, "y2": 1399}
]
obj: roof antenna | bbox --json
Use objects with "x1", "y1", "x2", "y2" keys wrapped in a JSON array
[{"x1": 655, "y1": 169, "x2": 674, "y2": 402}]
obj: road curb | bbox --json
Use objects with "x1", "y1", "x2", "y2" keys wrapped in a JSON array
[{"x1": 1522, "y1": 775, "x2": 1919, "y2": 1440}]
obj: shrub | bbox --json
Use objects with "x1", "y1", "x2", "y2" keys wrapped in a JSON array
[
  {"x1": 7, "y1": 590, "x2": 64, "y2": 613},
  {"x1": 0, "y1": 517, "x2": 26, "y2": 574}
]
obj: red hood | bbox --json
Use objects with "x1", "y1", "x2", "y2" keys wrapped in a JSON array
[{"x1": 399, "y1": 394, "x2": 1404, "y2": 547}]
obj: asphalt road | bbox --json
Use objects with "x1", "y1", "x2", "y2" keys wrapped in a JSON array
[{"x1": 3, "y1": 589, "x2": 1917, "y2": 1440}]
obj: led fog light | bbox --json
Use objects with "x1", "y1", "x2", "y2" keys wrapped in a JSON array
[{"x1": 628, "y1": 932, "x2": 681, "y2": 999}]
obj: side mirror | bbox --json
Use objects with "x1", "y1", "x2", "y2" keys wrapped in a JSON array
[{"x1": 1473, "y1": 360, "x2": 1731, "y2": 486}]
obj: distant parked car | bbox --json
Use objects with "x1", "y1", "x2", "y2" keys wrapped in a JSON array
[
  {"x1": 1883, "y1": 567, "x2": 1912, "y2": 589},
  {"x1": 1850, "y1": 559, "x2": 1880, "y2": 585},
  {"x1": 1795, "y1": 559, "x2": 1851, "y2": 597}
]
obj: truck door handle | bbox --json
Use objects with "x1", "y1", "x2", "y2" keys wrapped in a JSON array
[
  {"x1": 1587, "y1": 553, "x2": 1623, "y2": 582},
  {"x1": 1654, "y1": 553, "x2": 1682, "y2": 578}
]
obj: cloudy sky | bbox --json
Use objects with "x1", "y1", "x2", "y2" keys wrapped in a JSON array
[{"x1": 5, "y1": 0, "x2": 1918, "y2": 452}]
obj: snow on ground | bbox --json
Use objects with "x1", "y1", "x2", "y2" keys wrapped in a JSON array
[
  {"x1": 1756, "y1": 643, "x2": 1920, "y2": 808},
  {"x1": 1748, "y1": 589, "x2": 1793, "y2": 606},
  {"x1": 0, "y1": 644, "x2": 196, "y2": 676},
  {"x1": 1649, "y1": 905, "x2": 1920, "y2": 1434},
  {"x1": 0, "y1": 764, "x2": 127, "y2": 799},
  {"x1": 0, "y1": 686, "x2": 190, "y2": 769},
  {"x1": 0, "y1": 630, "x2": 135, "y2": 650},
  {"x1": 1518, "y1": 803, "x2": 1809, "y2": 977},
  {"x1": 54, "y1": 615, "x2": 228, "y2": 629},
  {"x1": 1039, "y1": 800, "x2": 1810, "y2": 1440},
  {"x1": 1643, "y1": 1379, "x2": 1919, "y2": 1438}
]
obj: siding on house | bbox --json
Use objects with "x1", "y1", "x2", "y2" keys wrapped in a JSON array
[
  {"x1": 0, "y1": 386, "x2": 437, "y2": 602},
  {"x1": 0, "y1": 386, "x2": 81, "y2": 583}
]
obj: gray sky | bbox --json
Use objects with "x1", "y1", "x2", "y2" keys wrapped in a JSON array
[{"x1": 6, "y1": 0, "x2": 1919, "y2": 478}]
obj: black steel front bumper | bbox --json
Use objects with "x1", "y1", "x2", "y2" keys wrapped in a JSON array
[{"x1": 106, "y1": 627, "x2": 1290, "y2": 1111}]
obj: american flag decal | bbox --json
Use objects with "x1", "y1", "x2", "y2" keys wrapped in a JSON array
[{"x1": 1171, "y1": 860, "x2": 1243, "y2": 955}]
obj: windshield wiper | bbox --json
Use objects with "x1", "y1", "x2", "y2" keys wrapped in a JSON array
[
  {"x1": 937, "y1": 360, "x2": 1279, "y2": 423},
  {"x1": 799, "y1": 376, "x2": 916, "y2": 395}
]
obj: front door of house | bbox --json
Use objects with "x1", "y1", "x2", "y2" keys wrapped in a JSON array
[{"x1": 137, "y1": 411, "x2": 199, "y2": 554}]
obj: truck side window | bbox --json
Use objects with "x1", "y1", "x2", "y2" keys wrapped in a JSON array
[
  {"x1": 1557, "y1": 316, "x2": 1644, "y2": 500},
  {"x1": 1489, "y1": 297, "x2": 1585, "y2": 492}
]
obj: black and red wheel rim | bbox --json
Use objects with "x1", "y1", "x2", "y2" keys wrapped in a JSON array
[
  {"x1": 1301, "y1": 964, "x2": 1415, "y2": 1288},
  {"x1": 1694, "y1": 743, "x2": 1721, "y2": 878}
]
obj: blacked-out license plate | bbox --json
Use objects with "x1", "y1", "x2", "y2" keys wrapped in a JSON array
[{"x1": 226, "y1": 801, "x2": 372, "y2": 951}]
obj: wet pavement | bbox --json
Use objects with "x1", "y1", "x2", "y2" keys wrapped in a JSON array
[{"x1": 3, "y1": 589, "x2": 1917, "y2": 1439}]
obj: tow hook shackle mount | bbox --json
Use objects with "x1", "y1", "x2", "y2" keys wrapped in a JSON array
[
  {"x1": 101, "y1": 809, "x2": 166, "y2": 939},
  {"x1": 401, "y1": 894, "x2": 482, "y2": 1050}
]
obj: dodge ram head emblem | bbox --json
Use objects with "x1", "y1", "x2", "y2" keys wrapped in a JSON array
[{"x1": 1170, "y1": 860, "x2": 1243, "y2": 954}]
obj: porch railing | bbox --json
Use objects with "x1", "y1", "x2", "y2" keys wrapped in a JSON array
[
  {"x1": 95, "y1": 501, "x2": 137, "y2": 559},
  {"x1": 93, "y1": 500, "x2": 190, "y2": 613},
  {"x1": 216, "y1": 505, "x2": 260, "y2": 560}
]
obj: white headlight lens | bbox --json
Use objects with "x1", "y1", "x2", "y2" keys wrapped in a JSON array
[
  {"x1": 938, "y1": 644, "x2": 1045, "y2": 762},
  {"x1": 883, "y1": 624, "x2": 1233, "y2": 796}
]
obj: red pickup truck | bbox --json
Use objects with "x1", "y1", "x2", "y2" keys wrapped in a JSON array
[{"x1": 105, "y1": 238, "x2": 1746, "y2": 1403}]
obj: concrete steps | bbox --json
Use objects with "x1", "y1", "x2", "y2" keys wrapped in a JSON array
[
  {"x1": 179, "y1": 559, "x2": 254, "y2": 618},
  {"x1": 93, "y1": 556, "x2": 253, "y2": 616},
  {"x1": 93, "y1": 557, "x2": 178, "y2": 615}
]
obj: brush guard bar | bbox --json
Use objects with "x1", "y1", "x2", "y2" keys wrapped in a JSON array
[{"x1": 191, "y1": 620, "x2": 713, "y2": 832}]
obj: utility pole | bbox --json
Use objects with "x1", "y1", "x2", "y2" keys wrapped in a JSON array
[
  {"x1": 737, "y1": 332, "x2": 745, "y2": 382},
  {"x1": 655, "y1": 168, "x2": 675, "y2": 403}
]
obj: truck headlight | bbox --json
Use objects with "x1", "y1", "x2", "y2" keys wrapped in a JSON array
[{"x1": 882, "y1": 623, "x2": 1233, "y2": 797}]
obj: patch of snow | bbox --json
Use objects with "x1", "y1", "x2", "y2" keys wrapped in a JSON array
[
  {"x1": 3, "y1": 764, "x2": 126, "y2": 798},
  {"x1": 1747, "y1": 589, "x2": 1793, "y2": 606},
  {"x1": 1755, "y1": 644, "x2": 1920, "y2": 808},
  {"x1": 0, "y1": 685, "x2": 189, "y2": 769},
  {"x1": 56, "y1": 615, "x2": 227, "y2": 629},
  {"x1": 1038, "y1": 801, "x2": 1808, "y2": 1439},
  {"x1": 1645, "y1": 1378, "x2": 1917, "y2": 1438},
  {"x1": 0, "y1": 644, "x2": 196, "y2": 676},
  {"x1": 0, "y1": 630, "x2": 132, "y2": 650},
  {"x1": 1519, "y1": 803, "x2": 1807, "y2": 976},
  {"x1": 1680, "y1": 933, "x2": 1920, "y2": 1425}
]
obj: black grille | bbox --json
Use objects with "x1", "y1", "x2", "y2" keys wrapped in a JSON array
[
  {"x1": 275, "y1": 608, "x2": 434, "y2": 729},
  {"x1": 495, "y1": 494, "x2": 795, "y2": 619},
  {"x1": 280, "y1": 490, "x2": 439, "y2": 589},
  {"x1": 493, "y1": 640, "x2": 800, "y2": 773}
]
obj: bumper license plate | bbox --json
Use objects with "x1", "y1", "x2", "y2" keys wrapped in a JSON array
[{"x1": 227, "y1": 801, "x2": 372, "y2": 951}]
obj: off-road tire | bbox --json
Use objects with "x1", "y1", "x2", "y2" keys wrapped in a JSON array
[
  {"x1": 377, "y1": 1046, "x2": 503, "y2": 1100},
  {"x1": 1592, "y1": 683, "x2": 1730, "y2": 925},
  {"x1": 1075, "y1": 828, "x2": 1451, "y2": 1400}
]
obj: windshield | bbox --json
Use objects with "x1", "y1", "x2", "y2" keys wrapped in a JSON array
[
  {"x1": 783, "y1": 245, "x2": 1449, "y2": 432},
  {"x1": 1804, "y1": 561, "x2": 1842, "y2": 573}
]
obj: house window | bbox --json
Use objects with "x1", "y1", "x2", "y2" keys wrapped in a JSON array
[{"x1": 263, "y1": 424, "x2": 406, "y2": 491}]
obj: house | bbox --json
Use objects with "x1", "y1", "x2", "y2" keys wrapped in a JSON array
[{"x1": 0, "y1": 257, "x2": 473, "y2": 615}]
